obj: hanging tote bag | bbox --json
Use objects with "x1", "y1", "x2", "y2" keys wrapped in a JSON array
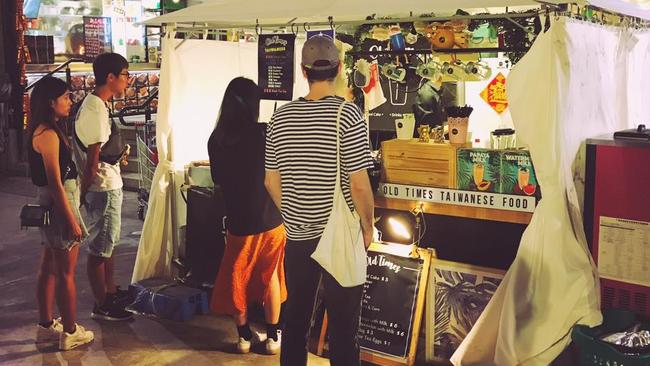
[{"x1": 310, "y1": 102, "x2": 368, "y2": 287}]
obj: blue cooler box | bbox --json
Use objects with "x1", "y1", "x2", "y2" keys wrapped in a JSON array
[{"x1": 128, "y1": 278, "x2": 209, "y2": 322}]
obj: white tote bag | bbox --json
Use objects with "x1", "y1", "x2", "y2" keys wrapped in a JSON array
[{"x1": 310, "y1": 102, "x2": 368, "y2": 287}]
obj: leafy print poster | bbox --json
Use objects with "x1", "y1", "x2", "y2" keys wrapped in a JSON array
[{"x1": 430, "y1": 260, "x2": 505, "y2": 359}]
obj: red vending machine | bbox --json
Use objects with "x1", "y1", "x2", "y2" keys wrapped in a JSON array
[{"x1": 584, "y1": 129, "x2": 650, "y2": 317}]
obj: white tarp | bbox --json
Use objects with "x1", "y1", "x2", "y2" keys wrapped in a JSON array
[
  {"x1": 590, "y1": 0, "x2": 650, "y2": 20},
  {"x1": 132, "y1": 34, "x2": 308, "y2": 282},
  {"x1": 143, "y1": 0, "x2": 650, "y2": 28},
  {"x1": 142, "y1": 0, "x2": 541, "y2": 26},
  {"x1": 451, "y1": 17, "x2": 647, "y2": 365}
]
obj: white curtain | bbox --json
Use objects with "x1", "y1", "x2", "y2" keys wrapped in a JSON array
[
  {"x1": 131, "y1": 34, "x2": 177, "y2": 283},
  {"x1": 132, "y1": 34, "x2": 309, "y2": 283},
  {"x1": 451, "y1": 18, "x2": 645, "y2": 366}
]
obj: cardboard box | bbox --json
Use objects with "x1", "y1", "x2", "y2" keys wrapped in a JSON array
[
  {"x1": 499, "y1": 150, "x2": 539, "y2": 197},
  {"x1": 456, "y1": 148, "x2": 501, "y2": 193},
  {"x1": 381, "y1": 139, "x2": 464, "y2": 188}
]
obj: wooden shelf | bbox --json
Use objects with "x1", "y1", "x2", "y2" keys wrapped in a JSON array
[{"x1": 374, "y1": 196, "x2": 532, "y2": 225}]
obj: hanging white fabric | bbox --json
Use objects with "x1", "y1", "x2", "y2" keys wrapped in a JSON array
[
  {"x1": 310, "y1": 102, "x2": 368, "y2": 287},
  {"x1": 451, "y1": 17, "x2": 643, "y2": 366},
  {"x1": 132, "y1": 33, "x2": 177, "y2": 283},
  {"x1": 132, "y1": 33, "x2": 310, "y2": 283}
]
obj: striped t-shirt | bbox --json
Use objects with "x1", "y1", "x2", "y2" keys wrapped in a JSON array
[{"x1": 265, "y1": 96, "x2": 374, "y2": 241}]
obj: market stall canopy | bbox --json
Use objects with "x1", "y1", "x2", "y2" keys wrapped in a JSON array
[
  {"x1": 142, "y1": 0, "x2": 545, "y2": 27},
  {"x1": 589, "y1": 0, "x2": 650, "y2": 19}
]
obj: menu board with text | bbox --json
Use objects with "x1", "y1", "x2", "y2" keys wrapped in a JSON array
[
  {"x1": 83, "y1": 16, "x2": 113, "y2": 62},
  {"x1": 258, "y1": 34, "x2": 295, "y2": 100},
  {"x1": 309, "y1": 245, "x2": 431, "y2": 366},
  {"x1": 359, "y1": 251, "x2": 423, "y2": 358}
]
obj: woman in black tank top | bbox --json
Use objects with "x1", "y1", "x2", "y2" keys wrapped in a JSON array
[{"x1": 28, "y1": 76, "x2": 94, "y2": 349}]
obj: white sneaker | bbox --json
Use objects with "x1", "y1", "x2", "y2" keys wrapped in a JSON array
[
  {"x1": 235, "y1": 330, "x2": 266, "y2": 354},
  {"x1": 36, "y1": 318, "x2": 63, "y2": 343},
  {"x1": 236, "y1": 337, "x2": 251, "y2": 354},
  {"x1": 253, "y1": 330, "x2": 267, "y2": 343},
  {"x1": 265, "y1": 330, "x2": 281, "y2": 355},
  {"x1": 59, "y1": 324, "x2": 94, "y2": 351}
]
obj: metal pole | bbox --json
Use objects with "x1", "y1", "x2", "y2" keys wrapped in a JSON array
[
  {"x1": 144, "y1": 25, "x2": 150, "y2": 63},
  {"x1": 167, "y1": 130, "x2": 179, "y2": 278},
  {"x1": 167, "y1": 11, "x2": 542, "y2": 32}
]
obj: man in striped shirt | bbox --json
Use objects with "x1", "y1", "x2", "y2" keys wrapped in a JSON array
[{"x1": 265, "y1": 35, "x2": 375, "y2": 366}]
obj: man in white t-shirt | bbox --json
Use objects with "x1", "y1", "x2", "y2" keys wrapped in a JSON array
[{"x1": 73, "y1": 53, "x2": 132, "y2": 321}]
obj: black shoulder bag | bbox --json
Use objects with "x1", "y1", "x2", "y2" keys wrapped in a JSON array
[
  {"x1": 20, "y1": 165, "x2": 72, "y2": 229},
  {"x1": 74, "y1": 117, "x2": 128, "y2": 166}
]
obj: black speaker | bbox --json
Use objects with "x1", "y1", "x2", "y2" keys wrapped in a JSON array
[{"x1": 185, "y1": 186, "x2": 226, "y2": 287}]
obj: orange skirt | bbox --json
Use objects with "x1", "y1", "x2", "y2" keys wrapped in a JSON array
[{"x1": 211, "y1": 224, "x2": 287, "y2": 316}]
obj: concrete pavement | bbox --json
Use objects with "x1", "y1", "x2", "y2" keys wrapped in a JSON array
[{"x1": 0, "y1": 175, "x2": 332, "y2": 366}]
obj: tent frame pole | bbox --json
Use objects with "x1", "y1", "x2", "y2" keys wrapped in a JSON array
[{"x1": 168, "y1": 11, "x2": 542, "y2": 33}]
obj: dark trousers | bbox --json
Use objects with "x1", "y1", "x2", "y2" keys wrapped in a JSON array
[{"x1": 280, "y1": 238, "x2": 364, "y2": 366}]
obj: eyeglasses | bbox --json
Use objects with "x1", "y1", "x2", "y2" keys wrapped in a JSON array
[{"x1": 119, "y1": 72, "x2": 130, "y2": 78}]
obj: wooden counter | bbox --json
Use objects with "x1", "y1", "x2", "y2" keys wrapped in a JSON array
[{"x1": 374, "y1": 196, "x2": 533, "y2": 225}]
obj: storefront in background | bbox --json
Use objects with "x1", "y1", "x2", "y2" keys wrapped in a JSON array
[{"x1": 21, "y1": 0, "x2": 186, "y2": 64}]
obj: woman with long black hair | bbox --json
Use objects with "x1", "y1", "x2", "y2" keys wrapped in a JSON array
[
  {"x1": 29, "y1": 76, "x2": 94, "y2": 350},
  {"x1": 208, "y1": 77, "x2": 286, "y2": 355}
]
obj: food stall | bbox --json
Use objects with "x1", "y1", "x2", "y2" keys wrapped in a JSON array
[{"x1": 127, "y1": 1, "x2": 650, "y2": 365}]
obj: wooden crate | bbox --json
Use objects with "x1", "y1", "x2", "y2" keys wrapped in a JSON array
[{"x1": 381, "y1": 139, "x2": 465, "y2": 188}]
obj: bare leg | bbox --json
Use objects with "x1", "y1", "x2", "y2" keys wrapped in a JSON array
[
  {"x1": 87, "y1": 255, "x2": 107, "y2": 306},
  {"x1": 104, "y1": 255, "x2": 117, "y2": 294},
  {"x1": 234, "y1": 312, "x2": 247, "y2": 327},
  {"x1": 53, "y1": 245, "x2": 80, "y2": 333},
  {"x1": 263, "y1": 265, "x2": 281, "y2": 325},
  {"x1": 37, "y1": 248, "x2": 57, "y2": 324}
]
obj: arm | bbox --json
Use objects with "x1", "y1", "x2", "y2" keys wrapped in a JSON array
[
  {"x1": 80, "y1": 143, "x2": 101, "y2": 203},
  {"x1": 341, "y1": 104, "x2": 376, "y2": 248},
  {"x1": 349, "y1": 169, "x2": 374, "y2": 248},
  {"x1": 264, "y1": 170, "x2": 282, "y2": 211},
  {"x1": 264, "y1": 119, "x2": 282, "y2": 210},
  {"x1": 76, "y1": 99, "x2": 108, "y2": 202},
  {"x1": 34, "y1": 131, "x2": 81, "y2": 240}
]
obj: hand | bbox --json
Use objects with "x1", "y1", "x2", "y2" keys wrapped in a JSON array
[
  {"x1": 66, "y1": 220, "x2": 83, "y2": 242},
  {"x1": 362, "y1": 226, "x2": 373, "y2": 250},
  {"x1": 119, "y1": 145, "x2": 131, "y2": 166}
]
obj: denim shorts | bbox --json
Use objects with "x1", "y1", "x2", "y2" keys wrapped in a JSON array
[
  {"x1": 37, "y1": 180, "x2": 88, "y2": 251},
  {"x1": 83, "y1": 188, "x2": 123, "y2": 258}
]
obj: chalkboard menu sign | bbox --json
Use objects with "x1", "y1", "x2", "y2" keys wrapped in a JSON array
[
  {"x1": 360, "y1": 249, "x2": 423, "y2": 358},
  {"x1": 309, "y1": 244, "x2": 431, "y2": 366},
  {"x1": 83, "y1": 16, "x2": 112, "y2": 62},
  {"x1": 258, "y1": 34, "x2": 296, "y2": 101}
]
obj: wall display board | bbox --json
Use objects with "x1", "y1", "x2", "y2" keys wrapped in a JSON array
[
  {"x1": 425, "y1": 258, "x2": 505, "y2": 361},
  {"x1": 356, "y1": 37, "x2": 457, "y2": 133}
]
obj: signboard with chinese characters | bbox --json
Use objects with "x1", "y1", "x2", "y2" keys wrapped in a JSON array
[
  {"x1": 83, "y1": 16, "x2": 112, "y2": 62},
  {"x1": 480, "y1": 72, "x2": 508, "y2": 114},
  {"x1": 258, "y1": 34, "x2": 296, "y2": 100}
]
